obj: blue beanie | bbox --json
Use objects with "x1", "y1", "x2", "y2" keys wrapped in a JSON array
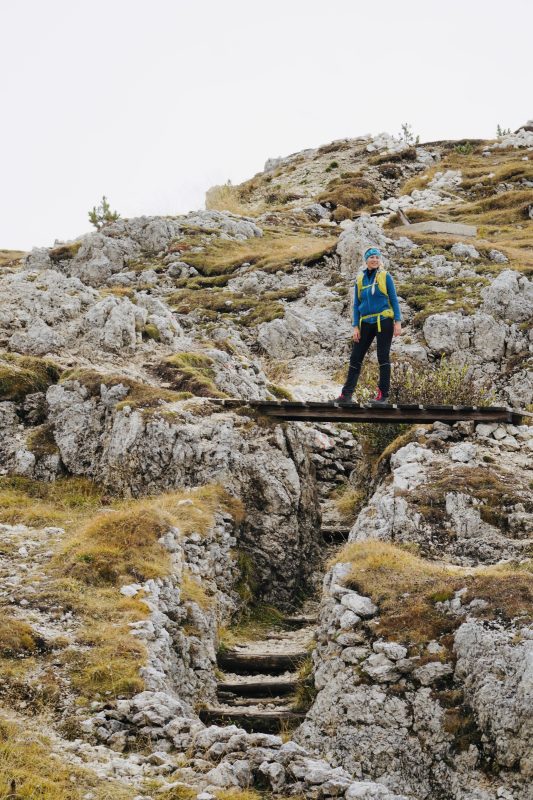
[{"x1": 364, "y1": 247, "x2": 381, "y2": 260}]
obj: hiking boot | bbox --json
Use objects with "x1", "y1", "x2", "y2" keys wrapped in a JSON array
[
  {"x1": 368, "y1": 389, "x2": 390, "y2": 406},
  {"x1": 335, "y1": 393, "x2": 353, "y2": 405}
]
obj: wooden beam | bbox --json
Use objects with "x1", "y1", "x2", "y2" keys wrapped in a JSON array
[
  {"x1": 208, "y1": 400, "x2": 530, "y2": 425},
  {"x1": 217, "y1": 650, "x2": 307, "y2": 675}
]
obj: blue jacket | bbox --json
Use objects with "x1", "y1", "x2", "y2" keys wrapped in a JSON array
[{"x1": 353, "y1": 268, "x2": 402, "y2": 327}]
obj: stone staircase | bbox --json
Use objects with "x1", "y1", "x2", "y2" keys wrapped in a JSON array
[
  {"x1": 199, "y1": 610, "x2": 317, "y2": 734},
  {"x1": 199, "y1": 519, "x2": 349, "y2": 734}
]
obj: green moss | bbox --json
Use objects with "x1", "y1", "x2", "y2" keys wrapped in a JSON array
[
  {"x1": 26, "y1": 424, "x2": 59, "y2": 457},
  {"x1": 0, "y1": 354, "x2": 60, "y2": 402},
  {"x1": 143, "y1": 323, "x2": 161, "y2": 341},
  {"x1": 49, "y1": 241, "x2": 82, "y2": 261},
  {"x1": 157, "y1": 352, "x2": 227, "y2": 398},
  {"x1": 267, "y1": 383, "x2": 294, "y2": 400}
]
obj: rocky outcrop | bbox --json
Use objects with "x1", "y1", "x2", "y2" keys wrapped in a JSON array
[
  {"x1": 295, "y1": 560, "x2": 533, "y2": 800},
  {"x1": 481, "y1": 270, "x2": 533, "y2": 323},
  {"x1": 43, "y1": 380, "x2": 321, "y2": 606},
  {"x1": 348, "y1": 422, "x2": 533, "y2": 564},
  {"x1": 43, "y1": 212, "x2": 262, "y2": 287}
]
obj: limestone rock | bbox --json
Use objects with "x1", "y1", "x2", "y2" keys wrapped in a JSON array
[{"x1": 482, "y1": 270, "x2": 533, "y2": 323}]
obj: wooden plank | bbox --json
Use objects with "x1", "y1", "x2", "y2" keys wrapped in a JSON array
[
  {"x1": 217, "y1": 650, "x2": 307, "y2": 675},
  {"x1": 199, "y1": 708, "x2": 306, "y2": 734},
  {"x1": 217, "y1": 679, "x2": 297, "y2": 697},
  {"x1": 206, "y1": 400, "x2": 522, "y2": 425}
]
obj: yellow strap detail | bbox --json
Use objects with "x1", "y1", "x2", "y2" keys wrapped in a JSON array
[{"x1": 359, "y1": 309, "x2": 394, "y2": 332}]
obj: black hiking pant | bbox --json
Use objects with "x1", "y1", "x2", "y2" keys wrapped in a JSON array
[{"x1": 342, "y1": 317, "x2": 393, "y2": 397}]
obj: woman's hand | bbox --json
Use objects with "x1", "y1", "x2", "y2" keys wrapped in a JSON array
[
  {"x1": 353, "y1": 326, "x2": 360, "y2": 342},
  {"x1": 393, "y1": 321, "x2": 402, "y2": 337}
]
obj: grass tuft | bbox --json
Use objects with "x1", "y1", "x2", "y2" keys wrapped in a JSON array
[
  {"x1": 0, "y1": 616, "x2": 39, "y2": 657},
  {"x1": 329, "y1": 541, "x2": 533, "y2": 644},
  {"x1": 0, "y1": 354, "x2": 60, "y2": 402},
  {"x1": 157, "y1": 352, "x2": 226, "y2": 398},
  {"x1": 0, "y1": 714, "x2": 136, "y2": 800}
]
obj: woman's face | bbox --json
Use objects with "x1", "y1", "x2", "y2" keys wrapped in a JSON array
[{"x1": 366, "y1": 255, "x2": 380, "y2": 270}]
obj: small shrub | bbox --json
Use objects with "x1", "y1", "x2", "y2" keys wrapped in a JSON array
[
  {"x1": 325, "y1": 160, "x2": 339, "y2": 172},
  {"x1": 454, "y1": 142, "x2": 474, "y2": 156},
  {"x1": 26, "y1": 424, "x2": 58, "y2": 457},
  {"x1": 369, "y1": 147, "x2": 417, "y2": 165},
  {"x1": 88, "y1": 195, "x2": 120, "y2": 230},
  {"x1": 342, "y1": 356, "x2": 494, "y2": 407},
  {"x1": 318, "y1": 174, "x2": 378, "y2": 211},
  {"x1": 496, "y1": 124, "x2": 511, "y2": 137},
  {"x1": 293, "y1": 655, "x2": 317, "y2": 711},
  {"x1": 143, "y1": 323, "x2": 161, "y2": 341},
  {"x1": 399, "y1": 123, "x2": 420, "y2": 146},
  {"x1": 49, "y1": 241, "x2": 82, "y2": 261}
]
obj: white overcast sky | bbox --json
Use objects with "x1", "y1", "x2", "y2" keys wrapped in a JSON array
[{"x1": 1, "y1": 0, "x2": 530, "y2": 251}]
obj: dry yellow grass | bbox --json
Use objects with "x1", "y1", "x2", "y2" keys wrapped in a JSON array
[
  {"x1": 0, "y1": 616, "x2": 38, "y2": 657},
  {"x1": 0, "y1": 480, "x2": 243, "y2": 701},
  {"x1": 330, "y1": 541, "x2": 533, "y2": 644},
  {"x1": 175, "y1": 228, "x2": 338, "y2": 276},
  {"x1": 180, "y1": 568, "x2": 212, "y2": 610},
  {"x1": 332, "y1": 486, "x2": 365, "y2": 523},
  {"x1": 0, "y1": 353, "x2": 60, "y2": 402},
  {"x1": 0, "y1": 476, "x2": 104, "y2": 529},
  {"x1": 205, "y1": 183, "x2": 264, "y2": 216},
  {"x1": 0, "y1": 714, "x2": 136, "y2": 800},
  {"x1": 59, "y1": 506, "x2": 173, "y2": 586},
  {"x1": 0, "y1": 249, "x2": 25, "y2": 267}
]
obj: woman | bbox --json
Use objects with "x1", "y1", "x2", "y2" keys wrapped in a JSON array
[{"x1": 336, "y1": 246, "x2": 402, "y2": 405}]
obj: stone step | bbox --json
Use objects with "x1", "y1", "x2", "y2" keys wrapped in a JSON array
[
  {"x1": 320, "y1": 527, "x2": 350, "y2": 544},
  {"x1": 217, "y1": 650, "x2": 308, "y2": 675},
  {"x1": 217, "y1": 693, "x2": 291, "y2": 708},
  {"x1": 217, "y1": 678, "x2": 298, "y2": 697},
  {"x1": 283, "y1": 614, "x2": 317, "y2": 627},
  {"x1": 199, "y1": 707, "x2": 306, "y2": 734}
]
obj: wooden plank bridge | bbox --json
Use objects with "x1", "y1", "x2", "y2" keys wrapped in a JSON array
[{"x1": 209, "y1": 399, "x2": 530, "y2": 425}]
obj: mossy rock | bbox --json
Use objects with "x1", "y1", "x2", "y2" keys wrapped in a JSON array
[
  {"x1": 0, "y1": 354, "x2": 61, "y2": 402},
  {"x1": 158, "y1": 352, "x2": 227, "y2": 398}
]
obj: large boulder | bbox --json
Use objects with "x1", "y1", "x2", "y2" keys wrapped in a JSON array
[
  {"x1": 423, "y1": 312, "x2": 506, "y2": 361},
  {"x1": 481, "y1": 270, "x2": 533, "y2": 323},
  {"x1": 454, "y1": 621, "x2": 533, "y2": 777}
]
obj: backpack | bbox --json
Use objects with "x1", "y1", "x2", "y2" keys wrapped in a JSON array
[
  {"x1": 356, "y1": 268, "x2": 389, "y2": 300},
  {"x1": 355, "y1": 268, "x2": 394, "y2": 331}
]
